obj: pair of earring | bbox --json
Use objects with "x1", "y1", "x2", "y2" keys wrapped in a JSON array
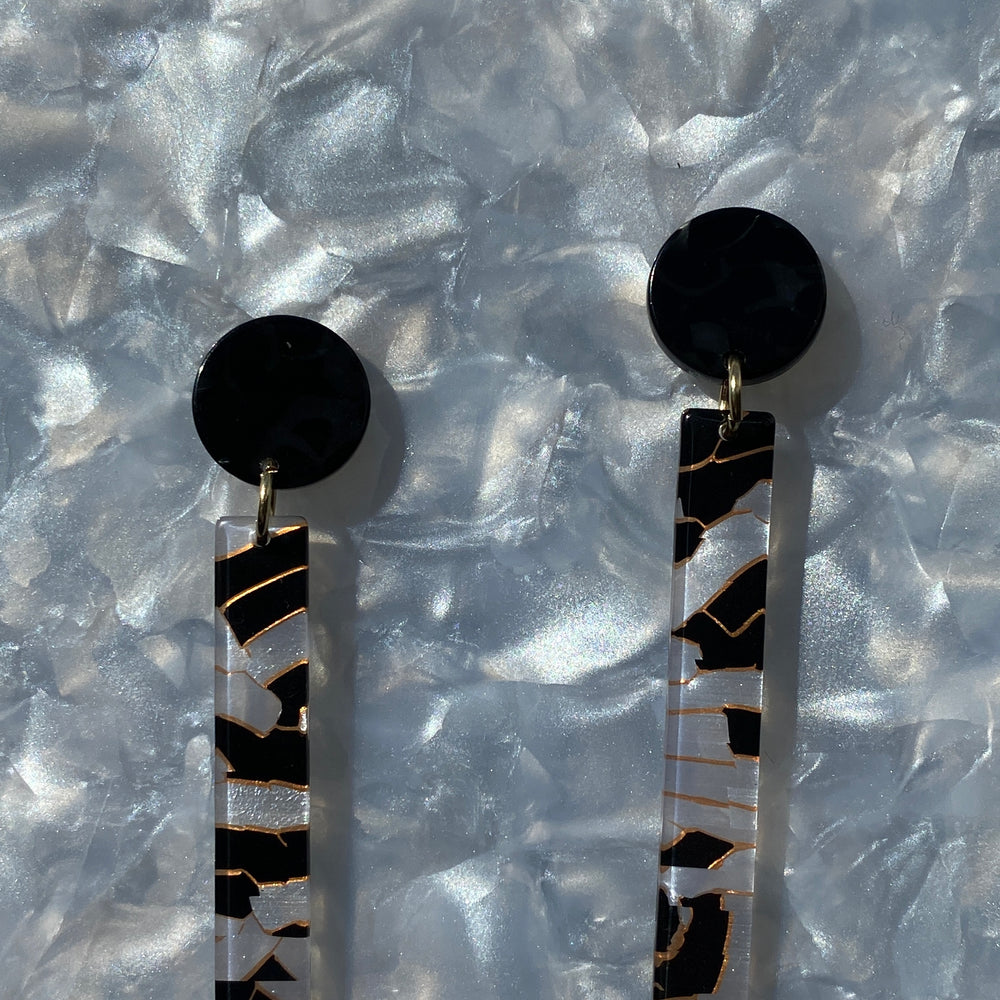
[{"x1": 193, "y1": 206, "x2": 826, "y2": 1000}]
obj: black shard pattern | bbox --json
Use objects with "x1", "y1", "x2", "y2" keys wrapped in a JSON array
[
  {"x1": 215, "y1": 519, "x2": 310, "y2": 999},
  {"x1": 655, "y1": 409, "x2": 775, "y2": 999}
]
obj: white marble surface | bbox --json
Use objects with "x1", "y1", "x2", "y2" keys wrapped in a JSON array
[{"x1": 2, "y1": 1, "x2": 999, "y2": 997}]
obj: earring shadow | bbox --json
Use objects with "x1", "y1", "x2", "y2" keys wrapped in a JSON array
[
  {"x1": 685, "y1": 264, "x2": 858, "y2": 997},
  {"x1": 286, "y1": 361, "x2": 404, "y2": 1000},
  {"x1": 750, "y1": 264, "x2": 859, "y2": 998}
]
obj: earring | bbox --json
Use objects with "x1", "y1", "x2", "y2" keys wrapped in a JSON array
[
  {"x1": 647, "y1": 208, "x2": 826, "y2": 999},
  {"x1": 192, "y1": 315, "x2": 370, "y2": 999}
]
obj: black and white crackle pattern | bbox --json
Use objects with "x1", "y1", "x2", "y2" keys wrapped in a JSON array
[
  {"x1": 215, "y1": 518, "x2": 310, "y2": 1000},
  {"x1": 654, "y1": 411, "x2": 774, "y2": 1000}
]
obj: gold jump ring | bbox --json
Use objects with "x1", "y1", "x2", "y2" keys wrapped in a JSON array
[
  {"x1": 719, "y1": 354, "x2": 743, "y2": 440},
  {"x1": 255, "y1": 458, "x2": 279, "y2": 546}
]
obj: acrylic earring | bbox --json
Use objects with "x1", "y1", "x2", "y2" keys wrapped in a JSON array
[
  {"x1": 192, "y1": 315, "x2": 370, "y2": 999},
  {"x1": 647, "y1": 208, "x2": 825, "y2": 999}
]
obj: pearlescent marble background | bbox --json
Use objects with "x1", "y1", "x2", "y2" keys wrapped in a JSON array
[{"x1": 2, "y1": 1, "x2": 999, "y2": 998}]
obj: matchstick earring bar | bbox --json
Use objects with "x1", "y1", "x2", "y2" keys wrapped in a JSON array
[
  {"x1": 193, "y1": 315, "x2": 370, "y2": 999},
  {"x1": 647, "y1": 208, "x2": 826, "y2": 999}
]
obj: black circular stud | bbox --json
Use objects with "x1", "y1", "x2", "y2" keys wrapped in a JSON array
[
  {"x1": 192, "y1": 315, "x2": 371, "y2": 489},
  {"x1": 647, "y1": 207, "x2": 826, "y2": 384}
]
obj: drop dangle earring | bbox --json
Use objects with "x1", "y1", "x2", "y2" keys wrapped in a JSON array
[
  {"x1": 192, "y1": 315, "x2": 371, "y2": 999},
  {"x1": 647, "y1": 208, "x2": 826, "y2": 999}
]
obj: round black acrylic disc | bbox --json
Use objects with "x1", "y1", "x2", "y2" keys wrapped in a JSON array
[
  {"x1": 647, "y1": 207, "x2": 826, "y2": 383},
  {"x1": 192, "y1": 315, "x2": 371, "y2": 489}
]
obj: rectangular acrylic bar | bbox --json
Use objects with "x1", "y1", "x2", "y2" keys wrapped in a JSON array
[
  {"x1": 214, "y1": 516, "x2": 310, "y2": 1000},
  {"x1": 654, "y1": 410, "x2": 774, "y2": 1000}
]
